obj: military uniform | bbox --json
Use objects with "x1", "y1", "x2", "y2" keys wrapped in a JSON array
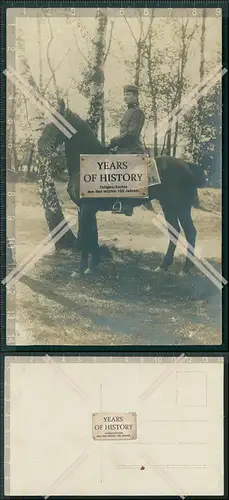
[
  {"x1": 109, "y1": 85, "x2": 146, "y2": 215},
  {"x1": 110, "y1": 86, "x2": 145, "y2": 154},
  {"x1": 110, "y1": 107, "x2": 145, "y2": 154}
]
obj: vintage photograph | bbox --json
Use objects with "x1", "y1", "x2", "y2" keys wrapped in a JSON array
[{"x1": 6, "y1": 7, "x2": 224, "y2": 345}]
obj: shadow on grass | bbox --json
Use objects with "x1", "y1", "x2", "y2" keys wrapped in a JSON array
[{"x1": 19, "y1": 243, "x2": 222, "y2": 345}]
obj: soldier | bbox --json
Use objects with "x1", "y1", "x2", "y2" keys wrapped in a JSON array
[{"x1": 108, "y1": 84, "x2": 146, "y2": 216}]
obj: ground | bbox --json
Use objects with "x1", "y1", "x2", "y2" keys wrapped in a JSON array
[{"x1": 11, "y1": 181, "x2": 222, "y2": 346}]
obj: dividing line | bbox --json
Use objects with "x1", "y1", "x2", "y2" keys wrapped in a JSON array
[{"x1": 142, "y1": 453, "x2": 186, "y2": 499}]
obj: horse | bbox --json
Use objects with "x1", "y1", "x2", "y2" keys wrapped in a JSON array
[{"x1": 37, "y1": 100, "x2": 206, "y2": 276}]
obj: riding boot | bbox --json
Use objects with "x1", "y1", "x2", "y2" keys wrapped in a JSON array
[
  {"x1": 91, "y1": 245, "x2": 100, "y2": 270},
  {"x1": 79, "y1": 253, "x2": 89, "y2": 276},
  {"x1": 122, "y1": 203, "x2": 134, "y2": 216}
]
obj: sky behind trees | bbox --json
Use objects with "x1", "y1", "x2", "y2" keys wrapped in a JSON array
[{"x1": 12, "y1": 8, "x2": 222, "y2": 147}]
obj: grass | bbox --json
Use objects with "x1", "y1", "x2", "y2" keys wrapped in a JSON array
[{"x1": 13, "y1": 181, "x2": 222, "y2": 346}]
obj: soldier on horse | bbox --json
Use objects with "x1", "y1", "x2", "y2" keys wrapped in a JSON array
[{"x1": 107, "y1": 84, "x2": 146, "y2": 216}]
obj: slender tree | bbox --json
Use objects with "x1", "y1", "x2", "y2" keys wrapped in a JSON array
[
  {"x1": 145, "y1": 18, "x2": 160, "y2": 155},
  {"x1": 193, "y1": 8, "x2": 207, "y2": 162},
  {"x1": 86, "y1": 9, "x2": 108, "y2": 136},
  {"x1": 170, "y1": 19, "x2": 198, "y2": 156},
  {"x1": 17, "y1": 22, "x2": 76, "y2": 248},
  {"x1": 123, "y1": 9, "x2": 154, "y2": 88}
]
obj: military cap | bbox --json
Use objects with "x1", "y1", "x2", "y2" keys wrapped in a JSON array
[{"x1": 123, "y1": 84, "x2": 139, "y2": 94}]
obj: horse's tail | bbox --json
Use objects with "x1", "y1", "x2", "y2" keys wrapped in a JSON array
[{"x1": 188, "y1": 162, "x2": 207, "y2": 188}]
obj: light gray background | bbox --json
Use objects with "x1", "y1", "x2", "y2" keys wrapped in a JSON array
[{"x1": 5, "y1": 356, "x2": 224, "y2": 496}]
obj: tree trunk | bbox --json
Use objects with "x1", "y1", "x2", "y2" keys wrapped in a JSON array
[
  {"x1": 199, "y1": 9, "x2": 206, "y2": 82},
  {"x1": 145, "y1": 19, "x2": 158, "y2": 156},
  {"x1": 37, "y1": 15, "x2": 43, "y2": 94},
  {"x1": 37, "y1": 158, "x2": 76, "y2": 248},
  {"x1": 101, "y1": 102, "x2": 105, "y2": 145},
  {"x1": 26, "y1": 143, "x2": 35, "y2": 174},
  {"x1": 195, "y1": 8, "x2": 207, "y2": 162},
  {"x1": 87, "y1": 10, "x2": 108, "y2": 135},
  {"x1": 134, "y1": 42, "x2": 142, "y2": 87},
  {"x1": 172, "y1": 122, "x2": 179, "y2": 157},
  {"x1": 7, "y1": 79, "x2": 18, "y2": 172},
  {"x1": 166, "y1": 121, "x2": 172, "y2": 155},
  {"x1": 17, "y1": 28, "x2": 76, "y2": 249},
  {"x1": 153, "y1": 131, "x2": 158, "y2": 157},
  {"x1": 171, "y1": 19, "x2": 197, "y2": 156}
]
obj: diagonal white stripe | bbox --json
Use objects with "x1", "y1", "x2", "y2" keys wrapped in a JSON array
[
  {"x1": 5, "y1": 217, "x2": 76, "y2": 290},
  {"x1": 4, "y1": 69, "x2": 73, "y2": 139},
  {"x1": 43, "y1": 452, "x2": 89, "y2": 499},
  {"x1": 152, "y1": 215, "x2": 225, "y2": 291},
  {"x1": 5, "y1": 66, "x2": 77, "y2": 135},
  {"x1": 139, "y1": 354, "x2": 185, "y2": 401},
  {"x1": 45, "y1": 355, "x2": 90, "y2": 402},
  {"x1": 162, "y1": 64, "x2": 221, "y2": 121},
  {"x1": 3, "y1": 64, "x2": 227, "y2": 294},
  {"x1": 3, "y1": 215, "x2": 71, "y2": 286},
  {"x1": 173, "y1": 68, "x2": 227, "y2": 124},
  {"x1": 157, "y1": 66, "x2": 226, "y2": 141},
  {"x1": 3, "y1": 67, "x2": 80, "y2": 288},
  {"x1": 142, "y1": 453, "x2": 185, "y2": 499},
  {"x1": 156, "y1": 65, "x2": 221, "y2": 136}
]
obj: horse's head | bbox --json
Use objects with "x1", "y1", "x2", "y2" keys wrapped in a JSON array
[
  {"x1": 37, "y1": 99, "x2": 68, "y2": 157},
  {"x1": 38, "y1": 99, "x2": 106, "y2": 159}
]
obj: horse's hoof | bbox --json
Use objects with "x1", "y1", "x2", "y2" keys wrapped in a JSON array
[
  {"x1": 70, "y1": 271, "x2": 78, "y2": 278},
  {"x1": 84, "y1": 268, "x2": 93, "y2": 275},
  {"x1": 179, "y1": 270, "x2": 189, "y2": 277},
  {"x1": 153, "y1": 266, "x2": 166, "y2": 274}
]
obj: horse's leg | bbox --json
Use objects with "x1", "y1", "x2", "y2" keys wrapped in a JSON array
[
  {"x1": 77, "y1": 205, "x2": 89, "y2": 275},
  {"x1": 77, "y1": 207, "x2": 81, "y2": 241},
  {"x1": 155, "y1": 203, "x2": 180, "y2": 272},
  {"x1": 178, "y1": 205, "x2": 197, "y2": 273},
  {"x1": 78, "y1": 204, "x2": 99, "y2": 275},
  {"x1": 91, "y1": 211, "x2": 100, "y2": 271}
]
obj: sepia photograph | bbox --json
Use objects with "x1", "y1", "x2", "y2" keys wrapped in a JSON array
[{"x1": 5, "y1": 7, "x2": 224, "y2": 346}]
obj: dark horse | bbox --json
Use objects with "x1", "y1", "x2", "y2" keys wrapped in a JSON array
[{"x1": 38, "y1": 101, "x2": 206, "y2": 276}]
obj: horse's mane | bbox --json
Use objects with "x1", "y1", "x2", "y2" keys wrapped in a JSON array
[
  {"x1": 65, "y1": 109, "x2": 92, "y2": 135},
  {"x1": 65, "y1": 109, "x2": 83, "y2": 129},
  {"x1": 64, "y1": 108, "x2": 105, "y2": 152}
]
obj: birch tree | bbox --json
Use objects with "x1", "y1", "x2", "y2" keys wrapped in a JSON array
[
  {"x1": 7, "y1": 78, "x2": 18, "y2": 175},
  {"x1": 193, "y1": 8, "x2": 207, "y2": 162},
  {"x1": 71, "y1": 13, "x2": 112, "y2": 143},
  {"x1": 123, "y1": 9, "x2": 154, "y2": 88},
  {"x1": 145, "y1": 20, "x2": 162, "y2": 155},
  {"x1": 169, "y1": 18, "x2": 198, "y2": 156},
  {"x1": 17, "y1": 21, "x2": 76, "y2": 248},
  {"x1": 86, "y1": 9, "x2": 108, "y2": 136}
]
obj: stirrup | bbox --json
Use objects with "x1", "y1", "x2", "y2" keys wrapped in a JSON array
[{"x1": 112, "y1": 201, "x2": 122, "y2": 213}]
